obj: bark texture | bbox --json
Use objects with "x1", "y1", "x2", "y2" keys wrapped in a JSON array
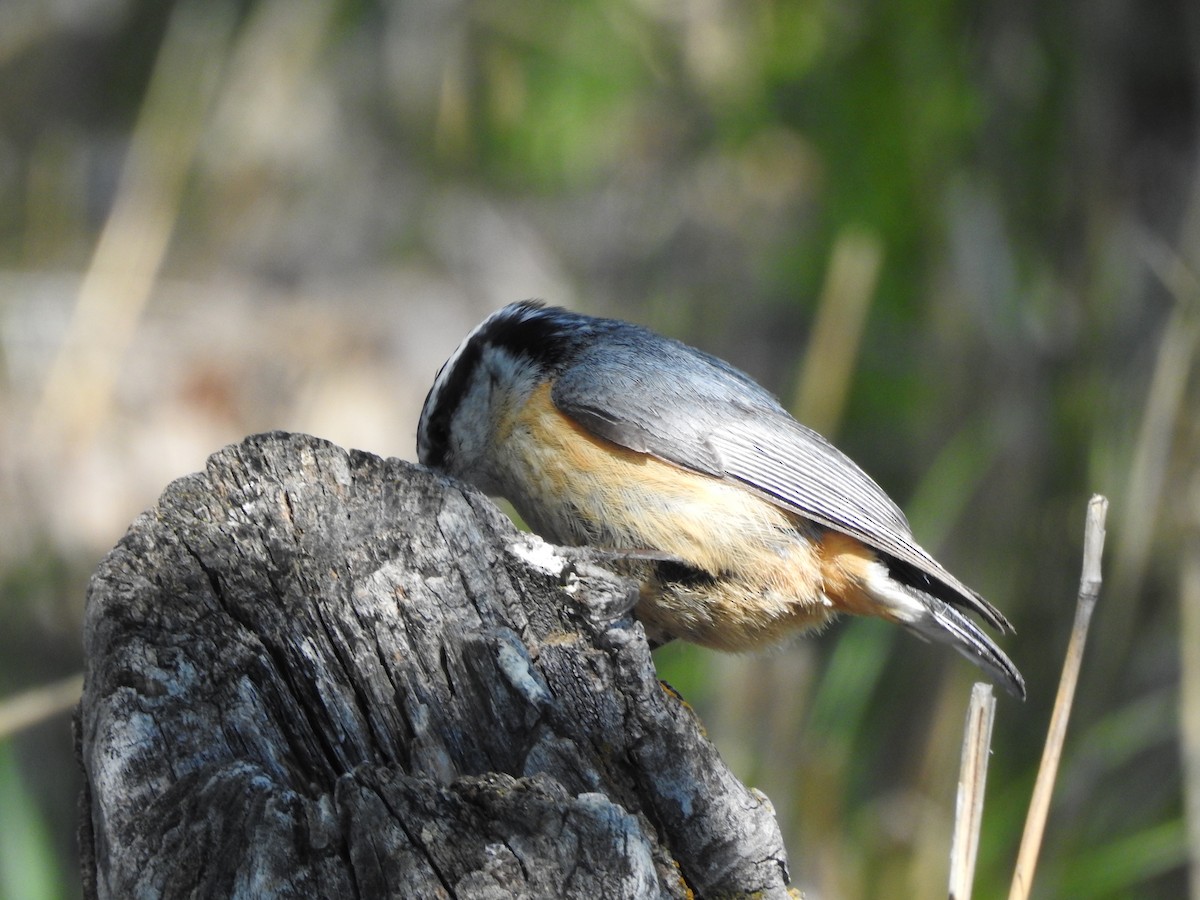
[{"x1": 78, "y1": 432, "x2": 792, "y2": 899}]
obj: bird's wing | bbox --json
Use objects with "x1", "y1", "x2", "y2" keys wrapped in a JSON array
[{"x1": 551, "y1": 333, "x2": 1010, "y2": 632}]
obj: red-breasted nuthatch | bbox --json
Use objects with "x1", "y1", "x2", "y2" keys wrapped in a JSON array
[{"x1": 417, "y1": 301, "x2": 1024, "y2": 699}]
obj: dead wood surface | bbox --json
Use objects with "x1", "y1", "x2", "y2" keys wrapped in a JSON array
[{"x1": 77, "y1": 431, "x2": 791, "y2": 899}]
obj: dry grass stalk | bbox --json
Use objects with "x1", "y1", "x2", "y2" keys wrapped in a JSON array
[
  {"x1": 1181, "y1": 478, "x2": 1200, "y2": 900},
  {"x1": 1008, "y1": 494, "x2": 1109, "y2": 900},
  {"x1": 948, "y1": 682, "x2": 997, "y2": 900},
  {"x1": 792, "y1": 226, "x2": 883, "y2": 435},
  {"x1": 32, "y1": 2, "x2": 235, "y2": 447}
]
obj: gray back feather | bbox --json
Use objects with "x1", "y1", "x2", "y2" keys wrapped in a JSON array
[{"x1": 551, "y1": 330, "x2": 1009, "y2": 631}]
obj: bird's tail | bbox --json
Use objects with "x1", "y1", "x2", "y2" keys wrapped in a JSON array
[
  {"x1": 899, "y1": 587, "x2": 1026, "y2": 699},
  {"x1": 858, "y1": 561, "x2": 1026, "y2": 699}
]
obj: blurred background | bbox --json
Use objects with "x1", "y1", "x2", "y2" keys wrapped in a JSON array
[{"x1": 0, "y1": 0, "x2": 1196, "y2": 897}]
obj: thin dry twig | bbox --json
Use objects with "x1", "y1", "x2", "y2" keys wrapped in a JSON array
[
  {"x1": 0, "y1": 672, "x2": 84, "y2": 741},
  {"x1": 1008, "y1": 494, "x2": 1109, "y2": 900},
  {"x1": 949, "y1": 682, "x2": 997, "y2": 900}
]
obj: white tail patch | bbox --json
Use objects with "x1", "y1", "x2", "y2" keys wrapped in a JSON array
[{"x1": 861, "y1": 562, "x2": 930, "y2": 624}]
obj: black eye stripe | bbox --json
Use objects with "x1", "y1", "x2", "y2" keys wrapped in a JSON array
[
  {"x1": 419, "y1": 339, "x2": 482, "y2": 468},
  {"x1": 418, "y1": 300, "x2": 595, "y2": 469}
]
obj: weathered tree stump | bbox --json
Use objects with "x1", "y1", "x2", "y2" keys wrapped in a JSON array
[{"x1": 77, "y1": 432, "x2": 792, "y2": 898}]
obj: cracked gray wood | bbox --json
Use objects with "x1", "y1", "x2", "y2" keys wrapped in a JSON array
[{"x1": 77, "y1": 431, "x2": 792, "y2": 899}]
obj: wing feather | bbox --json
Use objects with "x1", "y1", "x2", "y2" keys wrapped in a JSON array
[{"x1": 552, "y1": 334, "x2": 1010, "y2": 632}]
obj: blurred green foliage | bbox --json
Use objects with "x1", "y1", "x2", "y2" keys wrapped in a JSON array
[
  {"x1": 1, "y1": 0, "x2": 1195, "y2": 896},
  {"x1": 0, "y1": 742, "x2": 63, "y2": 900}
]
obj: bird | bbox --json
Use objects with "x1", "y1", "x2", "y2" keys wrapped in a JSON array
[{"x1": 417, "y1": 300, "x2": 1024, "y2": 699}]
